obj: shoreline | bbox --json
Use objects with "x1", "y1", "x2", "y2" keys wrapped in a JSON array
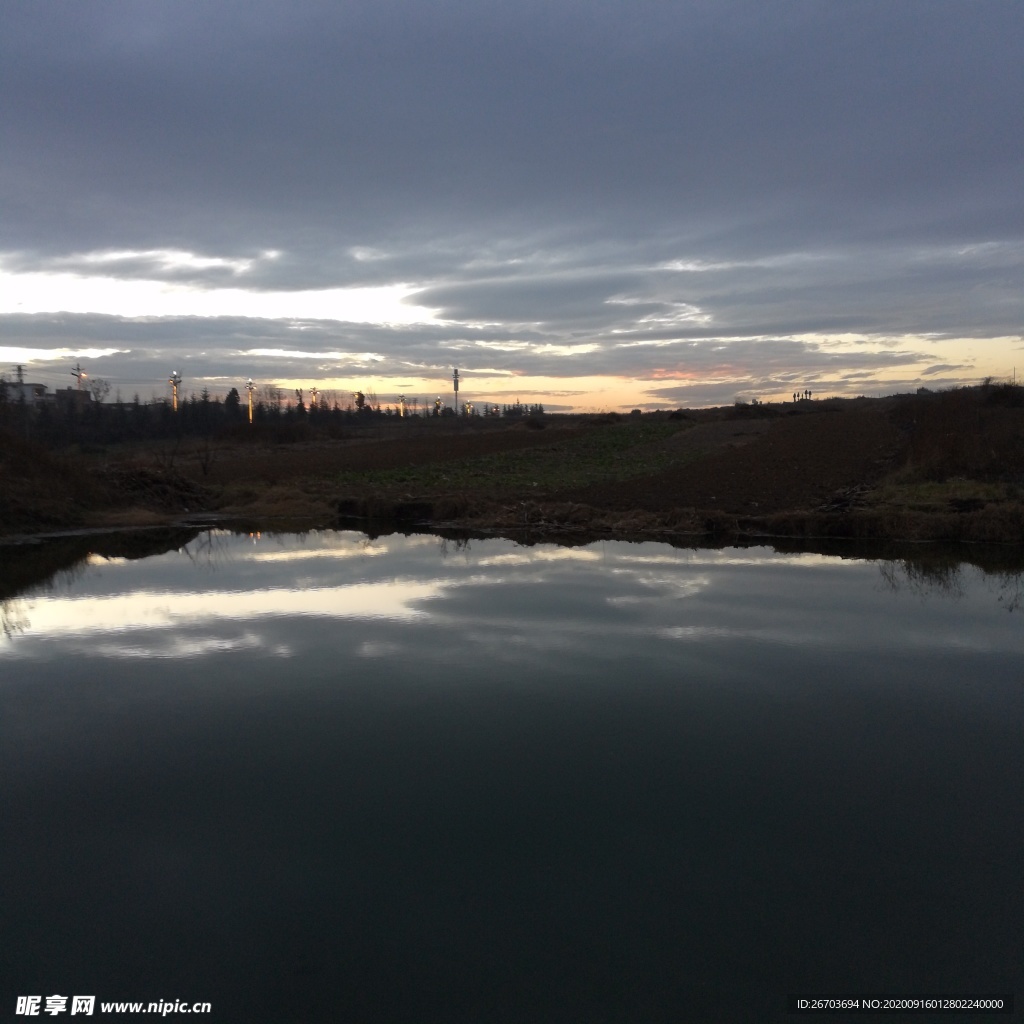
[{"x1": 4, "y1": 497, "x2": 1024, "y2": 550}]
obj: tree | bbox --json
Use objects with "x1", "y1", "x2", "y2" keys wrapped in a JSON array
[
  {"x1": 89, "y1": 377, "x2": 111, "y2": 404},
  {"x1": 260, "y1": 384, "x2": 282, "y2": 412}
]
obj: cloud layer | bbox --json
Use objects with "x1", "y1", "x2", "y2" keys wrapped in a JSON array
[{"x1": 2, "y1": 0, "x2": 1021, "y2": 408}]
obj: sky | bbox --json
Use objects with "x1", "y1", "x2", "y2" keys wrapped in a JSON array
[{"x1": 2, "y1": 0, "x2": 1022, "y2": 412}]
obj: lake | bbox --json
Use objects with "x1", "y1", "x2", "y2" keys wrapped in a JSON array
[{"x1": 2, "y1": 529, "x2": 1021, "y2": 1022}]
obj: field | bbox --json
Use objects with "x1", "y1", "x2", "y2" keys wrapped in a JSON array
[{"x1": 2, "y1": 385, "x2": 1024, "y2": 545}]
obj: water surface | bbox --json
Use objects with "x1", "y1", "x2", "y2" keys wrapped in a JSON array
[{"x1": 2, "y1": 531, "x2": 1021, "y2": 1022}]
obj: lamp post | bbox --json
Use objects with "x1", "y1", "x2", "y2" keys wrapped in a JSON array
[
  {"x1": 246, "y1": 379, "x2": 255, "y2": 424},
  {"x1": 169, "y1": 371, "x2": 182, "y2": 413}
]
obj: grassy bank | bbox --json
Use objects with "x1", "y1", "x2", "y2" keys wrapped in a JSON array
[{"x1": 2, "y1": 385, "x2": 1023, "y2": 546}]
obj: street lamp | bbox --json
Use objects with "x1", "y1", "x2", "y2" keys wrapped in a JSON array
[{"x1": 169, "y1": 371, "x2": 182, "y2": 413}]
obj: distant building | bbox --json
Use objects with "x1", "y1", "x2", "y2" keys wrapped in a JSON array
[
  {"x1": 5, "y1": 382, "x2": 49, "y2": 406},
  {"x1": 54, "y1": 387, "x2": 92, "y2": 410}
]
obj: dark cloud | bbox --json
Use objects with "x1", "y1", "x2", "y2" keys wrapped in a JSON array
[{"x1": 5, "y1": 0, "x2": 1021, "y2": 252}]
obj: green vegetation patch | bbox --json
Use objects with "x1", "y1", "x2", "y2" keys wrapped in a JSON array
[{"x1": 334, "y1": 420, "x2": 693, "y2": 497}]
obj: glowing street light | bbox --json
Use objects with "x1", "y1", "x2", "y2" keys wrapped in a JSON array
[
  {"x1": 246, "y1": 378, "x2": 256, "y2": 424},
  {"x1": 169, "y1": 371, "x2": 182, "y2": 412}
]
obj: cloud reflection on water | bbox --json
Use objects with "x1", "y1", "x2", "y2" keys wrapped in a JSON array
[
  {"x1": 6, "y1": 579, "x2": 445, "y2": 637},
  {"x1": 1, "y1": 532, "x2": 1021, "y2": 669},
  {"x1": 88, "y1": 632, "x2": 289, "y2": 661}
]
